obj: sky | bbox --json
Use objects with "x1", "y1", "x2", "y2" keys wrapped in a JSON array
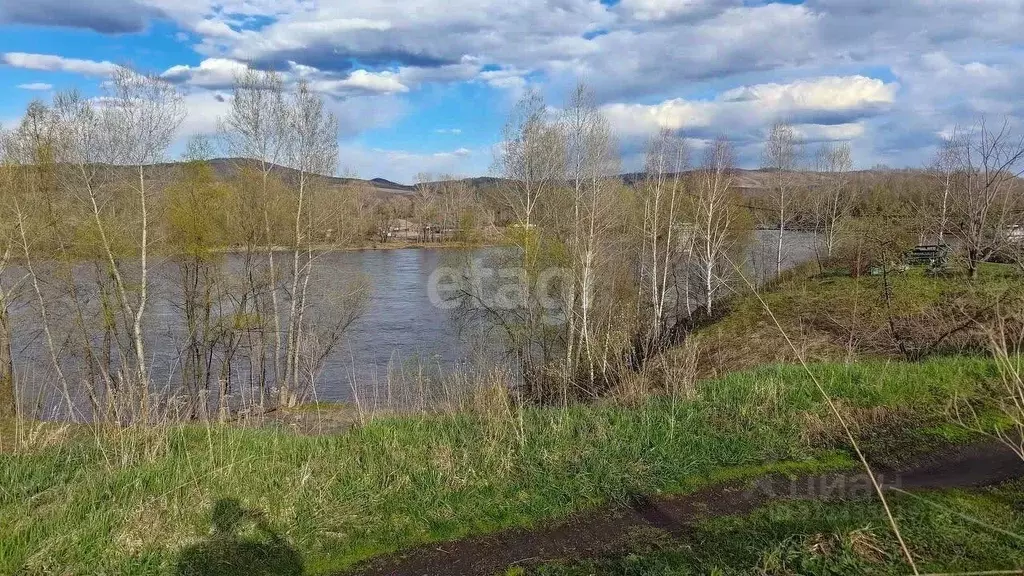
[{"x1": 0, "y1": 0, "x2": 1022, "y2": 183}]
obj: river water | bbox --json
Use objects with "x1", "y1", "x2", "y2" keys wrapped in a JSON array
[{"x1": 6, "y1": 230, "x2": 817, "y2": 414}]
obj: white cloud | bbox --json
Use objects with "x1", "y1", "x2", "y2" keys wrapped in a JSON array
[
  {"x1": 792, "y1": 123, "x2": 866, "y2": 142},
  {"x1": 5, "y1": 0, "x2": 1023, "y2": 173},
  {"x1": 2, "y1": 52, "x2": 118, "y2": 76},
  {"x1": 395, "y1": 57, "x2": 482, "y2": 87},
  {"x1": 191, "y1": 18, "x2": 240, "y2": 40},
  {"x1": 434, "y1": 128, "x2": 462, "y2": 135},
  {"x1": 602, "y1": 75, "x2": 897, "y2": 143},
  {"x1": 215, "y1": 17, "x2": 394, "y2": 59},
  {"x1": 176, "y1": 90, "x2": 232, "y2": 138},
  {"x1": 719, "y1": 76, "x2": 897, "y2": 115},
  {"x1": 16, "y1": 82, "x2": 54, "y2": 91},
  {"x1": 310, "y1": 69, "x2": 408, "y2": 96},
  {"x1": 160, "y1": 58, "x2": 409, "y2": 96},
  {"x1": 478, "y1": 68, "x2": 530, "y2": 97},
  {"x1": 161, "y1": 58, "x2": 248, "y2": 88}
]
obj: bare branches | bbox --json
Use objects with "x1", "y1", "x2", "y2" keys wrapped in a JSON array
[
  {"x1": 762, "y1": 121, "x2": 803, "y2": 276},
  {"x1": 944, "y1": 118, "x2": 1024, "y2": 278},
  {"x1": 813, "y1": 142, "x2": 854, "y2": 259},
  {"x1": 691, "y1": 137, "x2": 741, "y2": 314},
  {"x1": 494, "y1": 90, "x2": 565, "y2": 231},
  {"x1": 638, "y1": 129, "x2": 688, "y2": 342}
]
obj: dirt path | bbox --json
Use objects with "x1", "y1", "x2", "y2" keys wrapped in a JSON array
[{"x1": 346, "y1": 441, "x2": 1024, "y2": 576}]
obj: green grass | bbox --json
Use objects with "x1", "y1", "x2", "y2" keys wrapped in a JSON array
[
  {"x1": 532, "y1": 480, "x2": 1024, "y2": 575},
  {"x1": 0, "y1": 357, "x2": 1007, "y2": 575},
  {"x1": 693, "y1": 262, "x2": 1024, "y2": 375}
]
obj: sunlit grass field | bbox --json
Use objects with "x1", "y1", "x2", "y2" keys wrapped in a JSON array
[{"x1": 1, "y1": 357, "x2": 1007, "y2": 574}]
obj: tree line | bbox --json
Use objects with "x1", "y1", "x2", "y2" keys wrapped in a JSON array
[
  {"x1": 462, "y1": 86, "x2": 1024, "y2": 403},
  {"x1": 0, "y1": 70, "x2": 1022, "y2": 420}
]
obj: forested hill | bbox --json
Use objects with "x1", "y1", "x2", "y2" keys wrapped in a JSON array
[{"x1": 148, "y1": 157, "x2": 932, "y2": 199}]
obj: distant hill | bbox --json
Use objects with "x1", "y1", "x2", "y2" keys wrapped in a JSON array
[
  {"x1": 139, "y1": 158, "x2": 926, "y2": 200},
  {"x1": 200, "y1": 158, "x2": 419, "y2": 197}
]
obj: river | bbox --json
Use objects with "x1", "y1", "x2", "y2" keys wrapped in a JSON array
[{"x1": 5, "y1": 230, "x2": 818, "y2": 415}]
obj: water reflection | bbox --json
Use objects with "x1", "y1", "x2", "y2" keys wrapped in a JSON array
[{"x1": 7, "y1": 231, "x2": 817, "y2": 411}]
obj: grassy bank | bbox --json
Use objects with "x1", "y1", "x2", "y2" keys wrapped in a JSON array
[
  {"x1": 690, "y1": 262, "x2": 1024, "y2": 377},
  {"x1": 0, "y1": 357, "x2": 1006, "y2": 575}
]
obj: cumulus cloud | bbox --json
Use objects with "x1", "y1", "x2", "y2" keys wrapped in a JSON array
[
  {"x1": 5, "y1": 0, "x2": 1023, "y2": 173},
  {"x1": 160, "y1": 58, "x2": 409, "y2": 96},
  {"x1": 161, "y1": 58, "x2": 248, "y2": 89},
  {"x1": 190, "y1": 0, "x2": 609, "y2": 79},
  {"x1": 175, "y1": 89, "x2": 233, "y2": 138},
  {"x1": 310, "y1": 70, "x2": 408, "y2": 96},
  {"x1": 2, "y1": 52, "x2": 118, "y2": 76},
  {"x1": 602, "y1": 75, "x2": 897, "y2": 145},
  {"x1": 718, "y1": 76, "x2": 897, "y2": 124}
]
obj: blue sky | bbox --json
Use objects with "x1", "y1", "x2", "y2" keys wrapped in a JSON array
[{"x1": 1, "y1": 0, "x2": 1022, "y2": 183}]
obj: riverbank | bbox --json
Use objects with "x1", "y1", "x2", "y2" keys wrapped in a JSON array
[
  {"x1": 205, "y1": 238, "x2": 503, "y2": 255},
  {"x1": 1, "y1": 357, "x2": 1016, "y2": 574}
]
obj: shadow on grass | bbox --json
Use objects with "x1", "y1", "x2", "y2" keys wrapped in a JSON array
[{"x1": 175, "y1": 498, "x2": 303, "y2": 576}]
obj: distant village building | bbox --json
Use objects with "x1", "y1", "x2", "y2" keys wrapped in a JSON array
[{"x1": 390, "y1": 219, "x2": 419, "y2": 240}]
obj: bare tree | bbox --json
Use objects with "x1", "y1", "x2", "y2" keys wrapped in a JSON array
[
  {"x1": 930, "y1": 134, "x2": 959, "y2": 244},
  {"x1": 495, "y1": 90, "x2": 565, "y2": 232},
  {"x1": 0, "y1": 125, "x2": 19, "y2": 418},
  {"x1": 460, "y1": 89, "x2": 568, "y2": 400},
  {"x1": 280, "y1": 80, "x2": 340, "y2": 407},
  {"x1": 762, "y1": 122, "x2": 802, "y2": 276},
  {"x1": 8, "y1": 99, "x2": 84, "y2": 419},
  {"x1": 813, "y1": 142, "x2": 854, "y2": 258},
  {"x1": 561, "y1": 83, "x2": 620, "y2": 386},
  {"x1": 413, "y1": 175, "x2": 441, "y2": 242},
  {"x1": 221, "y1": 69, "x2": 290, "y2": 406},
  {"x1": 98, "y1": 67, "x2": 184, "y2": 416},
  {"x1": 372, "y1": 198, "x2": 401, "y2": 243},
  {"x1": 636, "y1": 129, "x2": 688, "y2": 345},
  {"x1": 946, "y1": 118, "x2": 1024, "y2": 279},
  {"x1": 690, "y1": 137, "x2": 742, "y2": 314}
]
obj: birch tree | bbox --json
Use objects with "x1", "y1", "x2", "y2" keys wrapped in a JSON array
[
  {"x1": 8, "y1": 100, "x2": 83, "y2": 418},
  {"x1": 690, "y1": 137, "x2": 741, "y2": 314},
  {"x1": 561, "y1": 83, "x2": 619, "y2": 386},
  {"x1": 931, "y1": 134, "x2": 959, "y2": 244},
  {"x1": 496, "y1": 90, "x2": 564, "y2": 234},
  {"x1": 946, "y1": 118, "x2": 1024, "y2": 278},
  {"x1": 637, "y1": 129, "x2": 688, "y2": 345},
  {"x1": 0, "y1": 126, "x2": 18, "y2": 418},
  {"x1": 476, "y1": 90, "x2": 567, "y2": 398},
  {"x1": 221, "y1": 70, "x2": 289, "y2": 405},
  {"x1": 763, "y1": 122, "x2": 801, "y2": 275},
  {"x1": 98, "y1": 68, "x2": 184, "y2": 416},
  {"x1": 813, "y1": 142, "x2": 854, "y2": 258},
  {"x1": 280, "y1": 80, "x2": 339, "y2": 407}
]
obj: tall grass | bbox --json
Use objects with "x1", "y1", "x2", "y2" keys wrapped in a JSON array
[{"x1": 0, "y1": 357, "x2": 1000, "y2": 575}]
